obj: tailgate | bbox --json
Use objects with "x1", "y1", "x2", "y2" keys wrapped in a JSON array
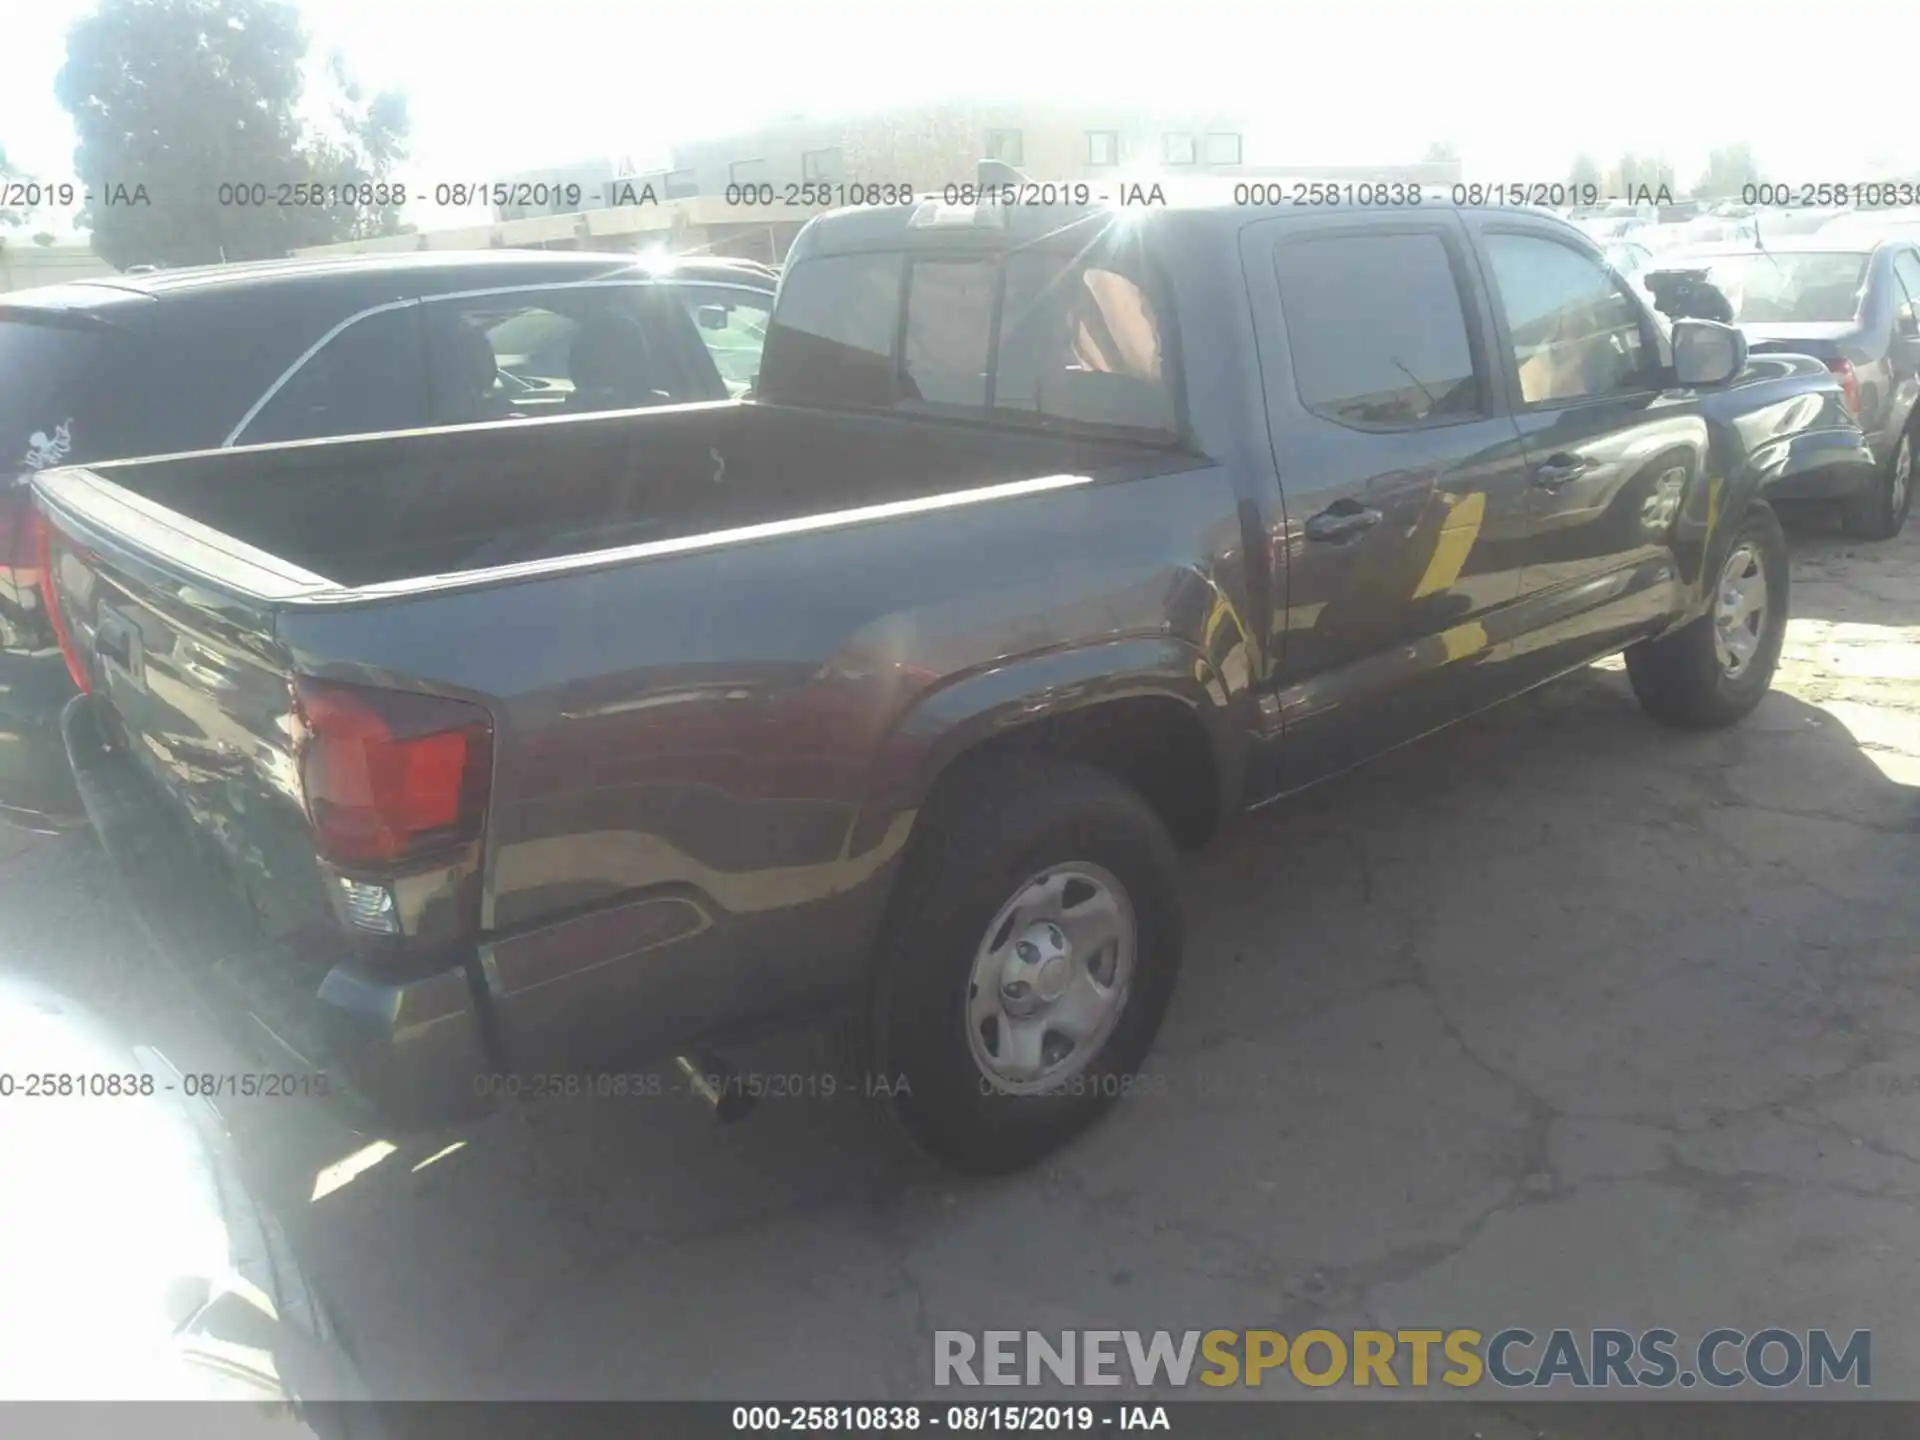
[
  {"x1": 33, "y1": 464, "x2": 497, "y2": 1129},
  {"x1": 32, "y1": 464, "x2": 345, "y2": 951}
]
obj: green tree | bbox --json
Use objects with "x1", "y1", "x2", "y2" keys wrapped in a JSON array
[
  {"x1": 1567, "y1": 152, "x2": 1602, "y2": 194},
  {"x1": 1692, "y1": 143, "x2": 1760, "y2": 199},
  {"x1": 54, "y1": 0, "x2": 410, "y2": 268}
]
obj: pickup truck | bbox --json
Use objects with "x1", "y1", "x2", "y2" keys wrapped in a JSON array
[{"x1": 33, "y1": 191, "x2": 1877, "y2": 1174}]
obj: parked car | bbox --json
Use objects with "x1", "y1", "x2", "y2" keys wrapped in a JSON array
[
  {"x1": 1, "y1": 250, "x2": 778, "y2": 832},
  {"x1": 1647, "y1": 235, "x2": 1920, "y2": 537},
  {"x1": 32, "y1": 188, "x2": 1875, "y2": 1174},
  {"x1": 0, "y1": 973, "x2": 371, "y2": 1419},
  {"x1": 1818, "y1": 207, "x2": 1920, "y2": 245}
]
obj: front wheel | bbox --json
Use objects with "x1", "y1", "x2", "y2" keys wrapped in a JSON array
[
  {"x1": 1626, "y1": 500, "x2": 1789, "y2": 729},
  {"x1": 1840, "y1": 427, "x2": 1914, "y2": 540},
  {"x1": 868, "y1": 756, "x2": 1184, "y2": 1174}
]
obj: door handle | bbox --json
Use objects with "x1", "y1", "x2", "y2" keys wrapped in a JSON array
[
  {"x1": 1304, "y1": 501, "x2": 1384, "y2": 543},
  {"x1": 1531, "y1": 454, "x2": 1590, "y2": 490}
]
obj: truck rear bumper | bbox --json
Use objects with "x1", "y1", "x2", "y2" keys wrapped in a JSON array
[{"x1": 62, "y1": 692, "x2": 498, "y2": 1136}]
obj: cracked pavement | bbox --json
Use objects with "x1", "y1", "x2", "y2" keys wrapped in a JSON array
[{"x1": 1, "y1": 516, "x2": 1915, "y2": 1403}]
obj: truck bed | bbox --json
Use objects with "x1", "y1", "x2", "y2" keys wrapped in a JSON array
[{"x1": 81, "y1": 400, "x2": 1152, "y2": 590}]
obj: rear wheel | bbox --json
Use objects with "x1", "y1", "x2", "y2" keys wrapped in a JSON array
[
  {"x1": 868, "y1": 756, "x2": 1183, "y2": 1174},
  {"x1": 1840, "y1": 427, "x2": 1914, "y2": 540},
  {"x1": 1627, "y1": 500, "x2": 1789, "y2": 729}
]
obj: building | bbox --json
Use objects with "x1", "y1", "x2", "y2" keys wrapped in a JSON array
[
  {"x1": 651, "y1": 102, "x2": 1251, "y2": 197},
  {"x1": 292, "y1": 103, "x2": 1459, "y2": 266}
]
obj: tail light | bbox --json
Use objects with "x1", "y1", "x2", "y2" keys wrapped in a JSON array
[
  {"x1": 293, "y1": 675, "x2": 492, "y2": 867},
  {"x1": 1827, "y1": 357, "x2": 1862, "y2": 418},
  {"x1": 32, "y1": 509, "x2": 91, "y2": 694}
]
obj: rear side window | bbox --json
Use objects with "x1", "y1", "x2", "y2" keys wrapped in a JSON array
[
  {"x1": 1273, "y1": 232, "x2": 1482, "y2": 427},
  {"x1": 1682, "y1": 250, "x2": 1870, "y2": 326},
  {"x1": 904, "y1": 259, "x2": 995, "y2": 408},
  {"x1": 1, "y1": 318, "x2": 109, "y2": 478},
  {"x1": 996, "y1": 250, "x2": 1175, "y2": 432},
  {"x1": 241, "y1": 306, "x2": 429, "y2": 445},
  {"x1": 760, "y1": 231, "x2": 1179, "y2": 438}
]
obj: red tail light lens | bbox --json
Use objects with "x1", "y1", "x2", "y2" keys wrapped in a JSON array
[
  {"x1": 293, "y1": 676, "x2": 493, "y2": 866},
  {"x1": 1827, "y1": 357, "x2": 1862, "y2": 418},
  {"x1": 32, "y1": 509, "x2": 91, "y2": 695}
]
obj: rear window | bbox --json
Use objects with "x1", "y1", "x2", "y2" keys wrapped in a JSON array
[
  {"x1": 759, "y1": 229, "x2": 1179, "y2": 438},
  {"x1": 1689, "y1": 252, "x2": 1871, "y2": 323},
  {"x1": 0, "y1": 318, "x2": 107, "y2": 480}
]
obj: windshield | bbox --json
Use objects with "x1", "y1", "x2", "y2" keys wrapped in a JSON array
[{"x1": 1686, "y1": 251, "x2": 1870, "y2": 323}]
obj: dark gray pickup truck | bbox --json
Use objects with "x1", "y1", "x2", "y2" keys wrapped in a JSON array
[{"x1": 33, "y1": 192, "x2": 1876, "y2": 1172}]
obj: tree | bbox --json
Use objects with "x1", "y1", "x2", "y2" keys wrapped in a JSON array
[
  {"x1": 0, "y1": 145, "x2": 33, "y2": 228},
  {"x1": 1610, "y1": 152, "x2": 1676, "y2": 200},
  {"x1": 1567, "y1": 152, "x2": 1602, "y2": 194},
  {"x1": 54, "y1": 0, "x2": 410, "y2": 268},
  {"x1": 1423, "y1": 140, "x2": 1460, "y2": 163},
  {"x1": 1692, "y1": 143, "x2": 1760, "y2": 200}
]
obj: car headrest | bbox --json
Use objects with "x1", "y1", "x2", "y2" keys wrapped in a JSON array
[
  {"x1": 568, "y1": 311, "x2": 661, "y2": 402},
  {"x1": 441, "y1": 318, "x2": 500, "y2": 402}
]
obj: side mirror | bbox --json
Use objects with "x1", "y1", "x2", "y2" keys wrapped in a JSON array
[
  {"x1": 1672, "y1": 319, "x2": 1747, "y2": 389},
  {"x1": 696, "y1": 305, "x2": 730, "y2": 331}
]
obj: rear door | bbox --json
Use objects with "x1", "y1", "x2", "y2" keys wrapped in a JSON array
[
  {"x1": 1240, "y1": 211, "x2": 1536, "y2": 789},
  {"x1": 1468, "y1": 217, "x2": 1702, "y2": 670}
]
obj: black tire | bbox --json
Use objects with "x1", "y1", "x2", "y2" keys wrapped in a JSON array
[
  {"x1": 1626, "y1": 500, "x2": 1789, "y2": 730},
  {"x1": 868, "y1": 755, "x2": 1184, "y2": 1175},
  {"x1": 1840, "y1": 425, "x2": 1915, "y2": 540}
]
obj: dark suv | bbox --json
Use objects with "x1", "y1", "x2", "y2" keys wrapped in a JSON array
[{"x1": 1, "y1": 249, "x2": 778, "y2": 830}]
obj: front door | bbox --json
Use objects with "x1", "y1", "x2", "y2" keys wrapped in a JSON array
[{"x1": 1469, "y1": 219, "x2": 1704, "y2": 675}]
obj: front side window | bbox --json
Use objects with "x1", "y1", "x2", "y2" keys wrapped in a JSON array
[
  {"x1": 1484, "y1": 233, "x2": 1651, "y2": 405},
  {"x1": 1087, "y1": 131, "x2": 1119, "y2": 166},
  {"x1": 1164, "y1": 133, "x2": 1197, "y2": 166},
  {"x1": 241, "y1": 305, "x2": 427, "y2": 445},
  {"x1": 677, "y1": 284, "x2": 772, "y2": 397},
  {"x1": 1273, "y1": 231, "x2": 1481, "y2": 427},
  {"x1": 729, "y1": 159, "x2": 769, "y2": 187},
  {"x1": 1204, "y1": 133, "x2": 1242, "y2": 166}
]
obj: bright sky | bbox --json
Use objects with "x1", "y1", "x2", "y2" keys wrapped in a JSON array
[{"x1": 4, "y1": 0, "x2": 1914, "y2": 238}]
